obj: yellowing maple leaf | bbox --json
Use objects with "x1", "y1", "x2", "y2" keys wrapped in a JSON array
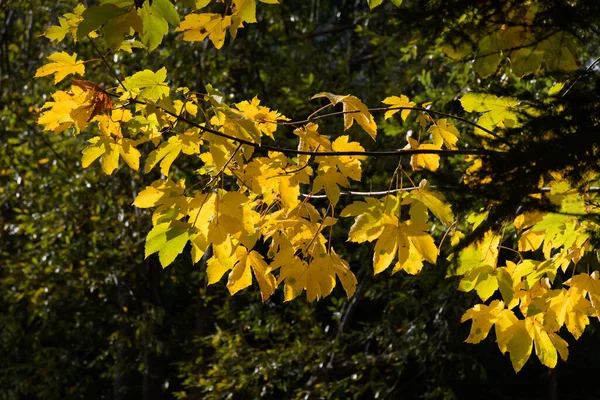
[
  {"x1": 42, "y1": 4, "x2": 87, "y2": 43},
  {"x1": 38, "y1": 85, "x2": 96, "y2": 134},
  {"x1": 461, "y1": 300, "x2": 506, "y2": 344},
  {"x1": 176, "y1": 13, "x2": 232, "y2": 49},
  {"x1": 276, "y1": 249, "x2": 357, "y2": 302},
  {"x1": 312, "y1": 92, "x2": 377, "y2": 139},
  {"x1": 235, "y1": 97, "x2": 289, "y2": 139},
  {"x1": 373, "y1": 214, "x2": 438, "y2": 275},
  {"x1": 34, "y1": 52, "x2": 85, "y2": 84},
  {"x1": 340, "y1": 197, "x2": 385, "y2": 243},
  {"x1": 409, "y1": 180, "x2": 454, "y2": 226},
  {"x1": 119, "y1": 67, "x2": 170, "y2": 101},
  {"x1": 406, "y1": 138, "x2": 440, "y2": 171},
  {"x1": 145, "y1": 221, "x2": 192, "y2": 267},
  {"x1": 312, "y1": 168, "x2": 350, "y2": 206},
  {"x1": 382, "y1": 94, "x2": 415, "y2": 121},
  {"x1": 81, "y1": 136, "x2": 141, "y2": 175},
  {"x1": 144, "y1": 130, "x2": 201, "y2": 175},
  {"x1": 453, "y1": 230, "x2": 500, "y2": 276},
  {"x1": 428, "y1": 119, "x2": 461, "y2": 149},
  {"x1": 567, "y1": 271, "x2": 600, "y2": 314},
  {"x1": 227, "y1": 248, "x2": 276, "y2": 302},
  {"x1": 460, "y1": 93, "x2": 520, "y2": 135},
  {"x1": 318, "y1": 135, "x2": 367, "y2": 180}
]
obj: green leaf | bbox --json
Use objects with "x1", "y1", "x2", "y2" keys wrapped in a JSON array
[
  {"x1": 138, "y1": 0, "x2": 179, "y2": 51},
  {"x1": 145, "y1": 221, "x2": 191, "y2": 267},
  {"x1": 368, "y1": 0, "x2": 384, "y2": 9},
  {"x1": 77, "y1": 4, "x2": 128, "y2": 39},
  {"x1": 120, "y1": 67, "x2": 170, "y2": 100}
]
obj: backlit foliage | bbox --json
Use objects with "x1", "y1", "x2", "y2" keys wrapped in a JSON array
[{"x1": 35, "y1": 0, "x2": 600, "y2": 373}]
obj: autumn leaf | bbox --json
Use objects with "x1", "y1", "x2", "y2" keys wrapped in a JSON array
[
  {"x1": 176, "y1": 13, "x2": 232, "y2": 49},
  {"x1": 144, "y1": 130, "x2": 201, "y2": 175},
  {"x1": 461, "y1": 300, "x2": 506, "y2": 343},
  {"x1": 276, "y1": 249, "x2": 357, "y2": 302},
  {"x1": 312, "y1": 92, "x2": 377, "y2": 139},
  {"x1": 373, "y1": 214, "x2": 438, "y2": 275},
  {"x1": 81, "y1": 136, "x2": 141, "y2": 175},
  {"x1": 312, "y1": 169, "x2": 350, "y2": 206},
  {"x1": 34, "y1": 52, "x2": 85, "y2": 84},
  {"x1": 409, "y1": 180, "x2": 454, "y2": 226},
  {"x1": 42, "y1": 4, "x2": 89, "y2": 43},
  {"x1": 428, "y1": 119, "x2": 461, "y2": 149},
  {"x1": 382, "y1": 94, "x2": 415, "y2": 121},
  {"x1": 145, "y1": 220, "x2": 191, "y2": 267},
  {"x1": 119, "y1": 67, "x2": 170, "y2": 101}
]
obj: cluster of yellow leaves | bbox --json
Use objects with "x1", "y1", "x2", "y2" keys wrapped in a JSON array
[
  {"x1": 457, "y1": 183, "x2": 599, "y2": 372},
  {"x1": 341, "y1": 181, "x2": 452, "y2": 275},
  {"x1": 176, "y1": 0, "x2": 279, "y2": 49}
]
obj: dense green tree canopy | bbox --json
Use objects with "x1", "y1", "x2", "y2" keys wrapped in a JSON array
[{"x1": 2, "y1": 0, "x2": 600, "y2": 398}]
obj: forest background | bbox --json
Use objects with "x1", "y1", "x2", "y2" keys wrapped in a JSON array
[{"x1": 2, "y1": 0, "x2": 600, "y2": 399}]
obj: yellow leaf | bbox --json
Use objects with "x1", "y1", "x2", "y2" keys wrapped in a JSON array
[
  {"x1": 373, "y1": 223, "x2": 399, "y2": 274},
  {"x1": 460, "y1": 300, "x2": 505, "y2": 343},
  {"x1": 312, "y1": 169, "x2": 349, "y2": 206},
  {"x1": 428, "y1": 119, "x2": 461, "y2": 149},
  {"x1": 341, "y1": 197, "x2": 385, "y2": 243},
  {"x1": 503, "y1": 319, "x2": 533, "y2": 372},
  {"x1": 145, "y1": 221, "x2": 191, "y2": 267},
  {"x1": 176, "y1": 13, "x2": 232, "y2": 49},
  {"x1": 453, "y1": 230, "x2": 500, "y2": 276},
  {"x1": 277, "y1": 250, "x2": 356, "y2": 301},
  {"x1": 530, "y1": 320, "x2": 557, "y2": 368},
  {"x1": 407, "y1": 138, "x2": 440, "y2": 171},
  {"x1": 34, "y1": 52, "x2": 85, "y2": 84},
  {"x1": 382, "y1": 94, "x2": 415, "y2": 121},
  {"x1": 312, "y1": 92, "x2": 377, "y2": 139},
  {"x1": 410, "y1": 180, "x2": 454, "y2": 226},
  {"x1": 233, "y1": 0, "x2": 257, "y2": 23}
]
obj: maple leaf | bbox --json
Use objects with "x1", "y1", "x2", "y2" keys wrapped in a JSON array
[
  {"x1": 406, "y1": 138, "x2": 440, "y2": 171},
  {"x1": 144, "y1": 130, "x2": 201, "y2": 175},
  {"x1": 496, "y1": 316, "x2": 565, "y2": 372},
  {"x1": 409, "y1": 180, "x2": 454, "y2": 226},
  {"x1": 460, "y1": 93, "x2": 520, "y2": 135},
  {"x1": 341, "y1": 197, "x2": 386, "y2": 243},
  {"x1": 276, "y1": 249, "x2": 357, "y2": 302},
  {"x1": 453, "y1": 230, "x2": 500, "y2": 276},
  {"x1": 459, "y1": 265, "x2": 513, "y2": 302},
  {"x1": 566, "y1": 271, "x2": 600, "y2": 314},
  {"x1": 138, "y1": 0, "x2": 180, "y2": 51},
  {"x1": 373, "y1": 214, "x2": 438, "y2": 275},
  {"x1": 145, "y1": 220, "x2": 191, "y2": 267},
  {"x1": 312, "y1": 168, "x2": 350, "y2": 206},
  {"x1": 34, "y1": 52, "x2": 85, "y2": 84},
  {"x1": 176, "y1": 13, "x2": 232, "y2": 49},
  {"x1": 461, "y1": 300, "x2": 506, "y2": 344},
  {"x1": 312, "y1": 92, "x2": 377, "y2": 139},
  {"x1": 382, "y1": 94, "x2": 416, "y2": 121},
  {"x1": 316, "y1": 135, "x2": 367, "y2": 181},
  {"x1": 234, "y1": 97, "x2": 289, "y2": 139},
  {"x1": 81, "y1": 136, "x2": 141, "y2": 175},
  {"x1": 428, "y1": 118, "x2": 461, "y2": 149},
  {"x1": 231, "y1": 250, "x2": 277, "y2": 301},
  {"x1": 37, "y1": 86, "x2": 93, "y2": 134},
  {"x1": 119, "y1": 67, "x2": 170, "y2": 101},
  {"x1": 42, "y1": 4, "x2": 87, "y2": 43},
  {"x1": 133, "y1": 178, "x2": 189, "y2": 225},
  {"x1": 76, "y1": 3, "x2": 128, "y2": 40}
]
